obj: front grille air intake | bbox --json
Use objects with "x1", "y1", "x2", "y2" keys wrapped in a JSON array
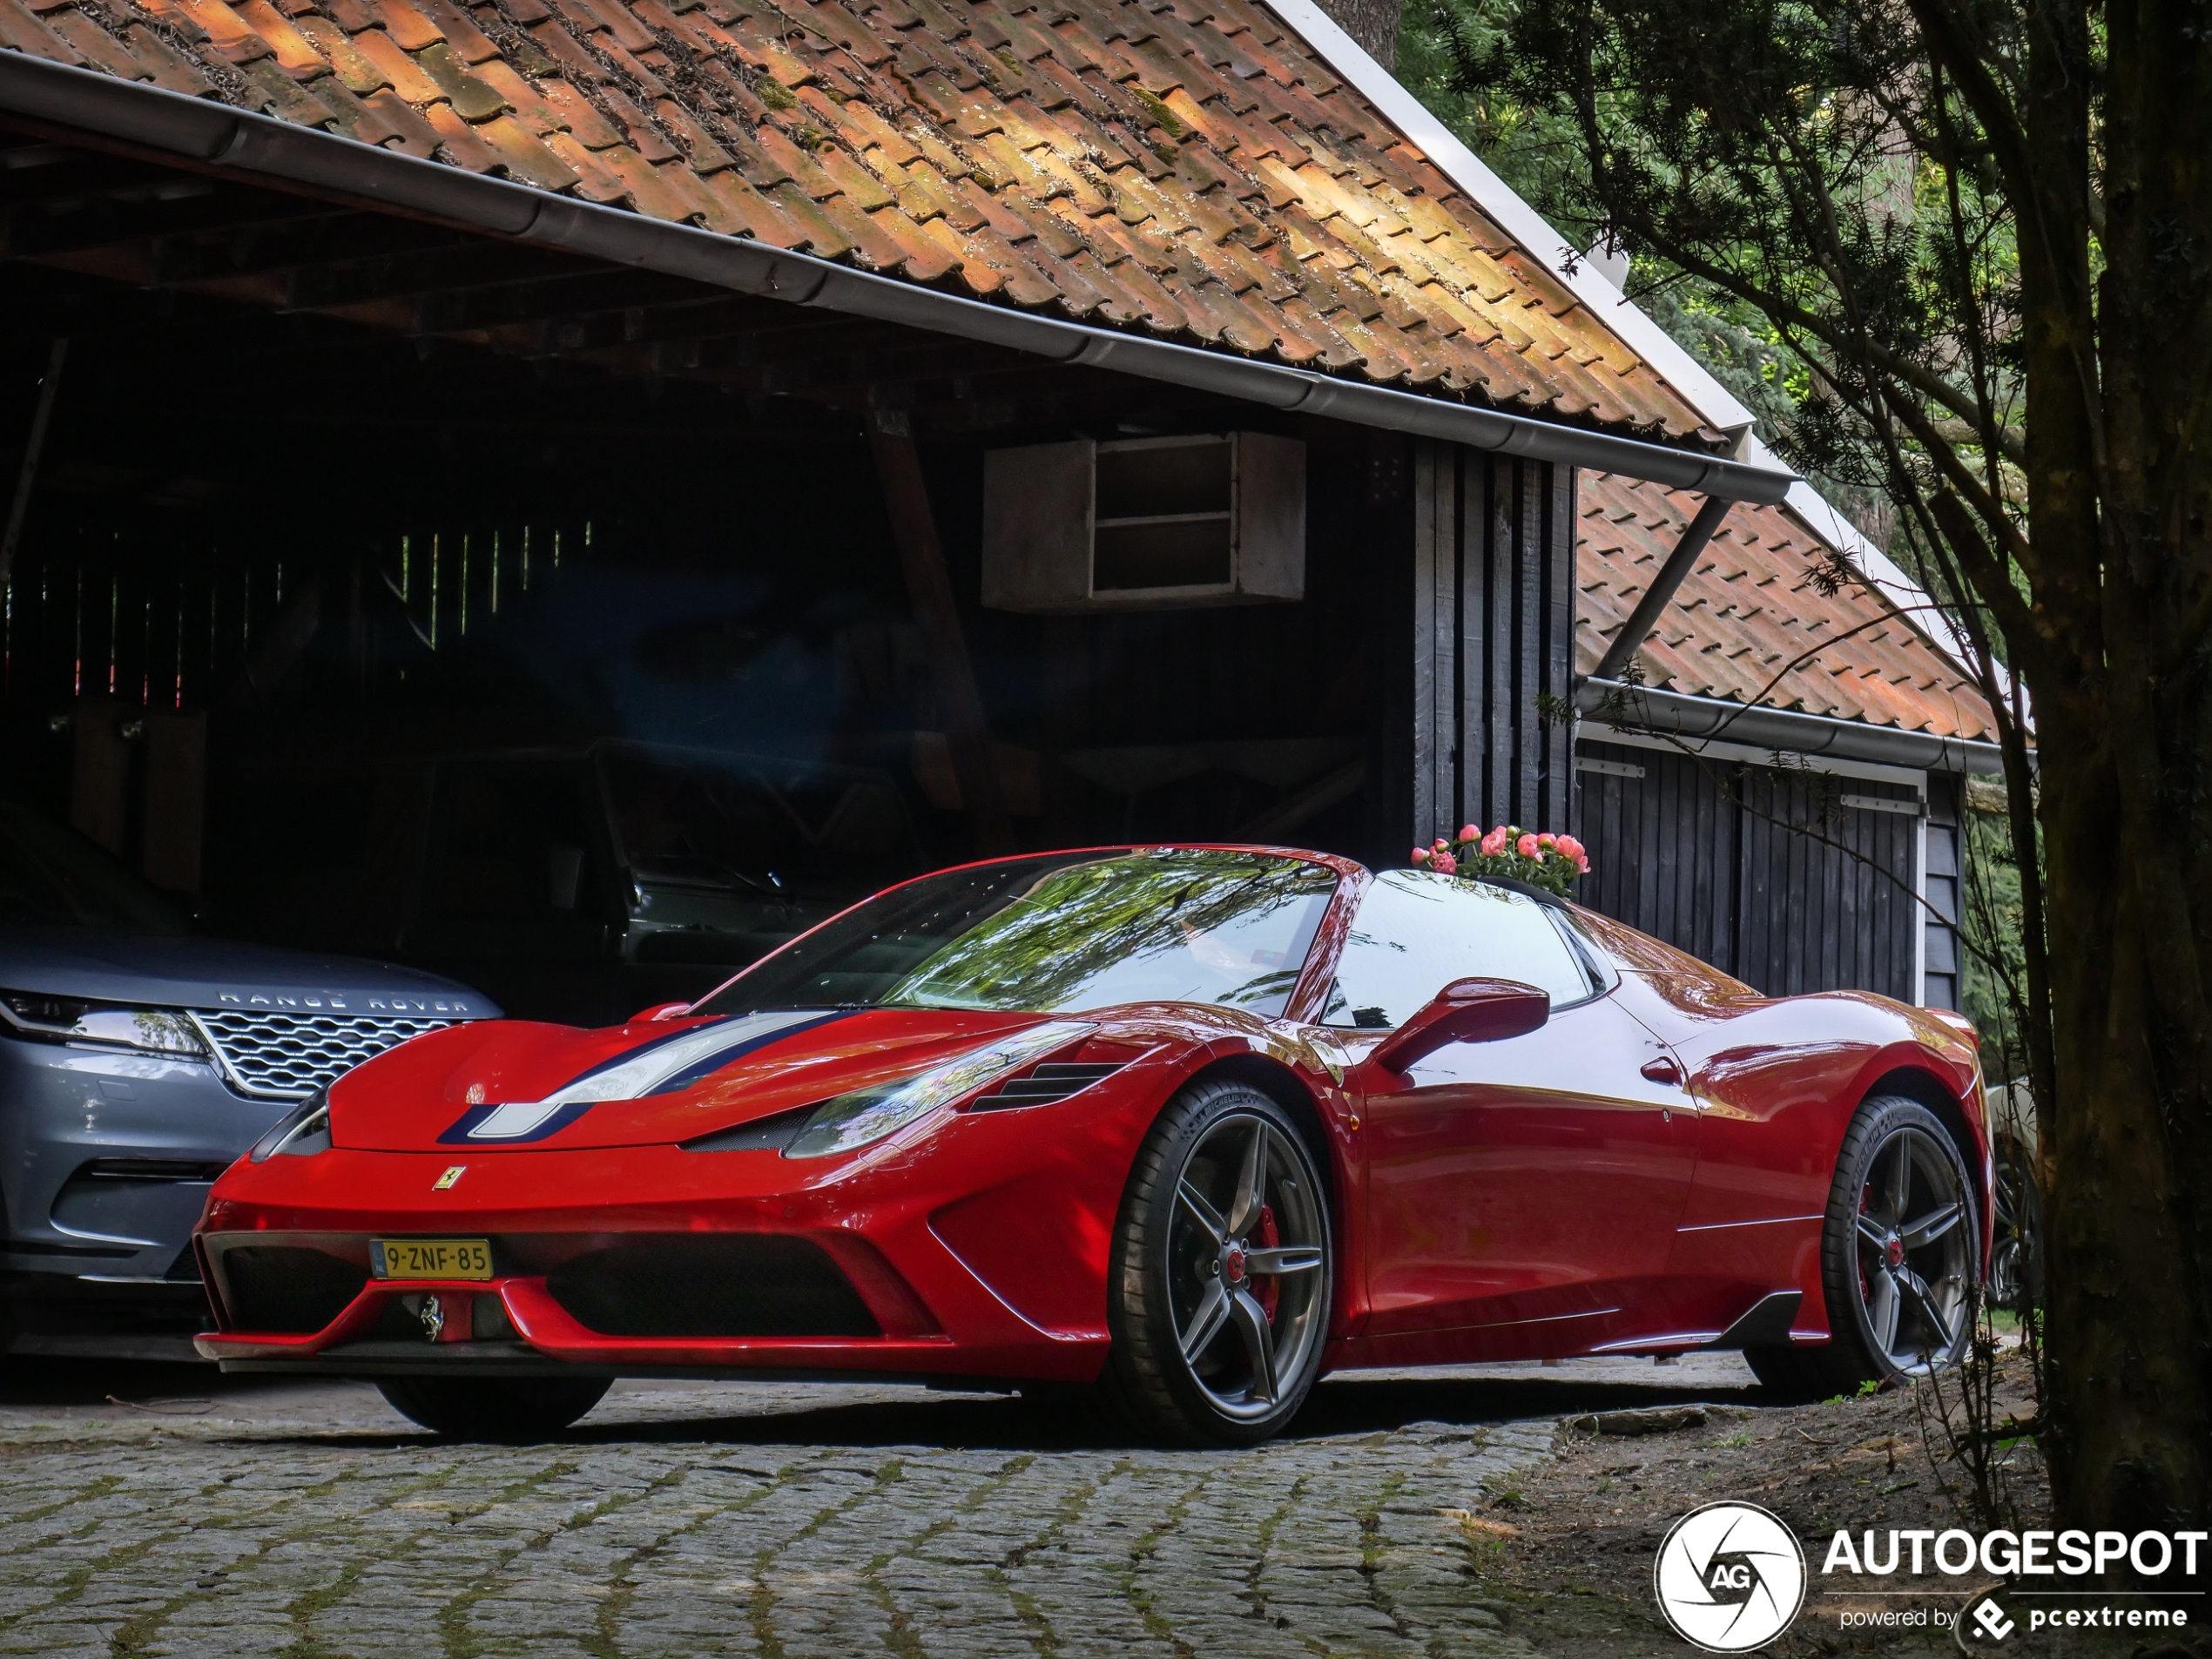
[
  {"x1": 973, "y1": 1062, "x2": 1123, "y2": 1109},
  {"x1": 219, "y1": 1245, "x2": 368, "y2": 1333},
  {"x1": 193, "y1": 1011, "x2": 450, "y2": 1098},
  {"x1": 545, "y1": 1237, "x2": 880, "y2": 1339}
]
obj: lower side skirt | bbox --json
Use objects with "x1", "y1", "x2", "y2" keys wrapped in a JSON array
[{"x1": 216, "y1": 1340, "x2": 1022, "y2": 1389}]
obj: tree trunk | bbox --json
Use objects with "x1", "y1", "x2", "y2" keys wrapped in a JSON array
[
  {"x1": 2036, "y1": 718, "x2": 2212, "y2": 1553},
  {"x1": 2027, "y1": 0, "x2": 2212, "y2": 1551},
  {"x1": 1313, "y1": 0, "x2": 1402, "y2": 68}
]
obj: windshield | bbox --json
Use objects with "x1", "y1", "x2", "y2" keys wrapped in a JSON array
[
  {"x1": 693, "y1": 849, "x2": 1339, "y2": 1019},
  {"x1": 0, "y1": 804, "x2": 188, "y2": 934},
  {"x1": 600, "y1": 743, "x2": 917, "y2": 895}
]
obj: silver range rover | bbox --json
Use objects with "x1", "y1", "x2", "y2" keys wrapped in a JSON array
[{"x1": 0, "y1": 805, "x2": 495, "y2": 1360}]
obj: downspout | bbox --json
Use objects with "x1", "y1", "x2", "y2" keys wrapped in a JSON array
[{"x1": 1590, "y1": 493, "x2": 1731, "y2": 684}]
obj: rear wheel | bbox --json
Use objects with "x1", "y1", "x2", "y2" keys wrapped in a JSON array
[
  {"x1": 1100, "y1": 1080, "x2": 1332, "y2": 1447},
  {"x1": 376, "y1": 1374, "x2": 611, "y2": 1440},
  {"x1": 1989, "y1": 1138, "x2": 2043, "y2": 1314},
  {"x1": 1746, "y1": 1095, "x2": 1977, "y2": 1402}
]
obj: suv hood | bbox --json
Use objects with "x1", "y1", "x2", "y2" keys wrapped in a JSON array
[
  {"x1": 0, "y1": 926, "x2": 494, "y2": 1017},
  {"x1": 330, "y1": 1006, "x2": 1055, "y2": 1152}
]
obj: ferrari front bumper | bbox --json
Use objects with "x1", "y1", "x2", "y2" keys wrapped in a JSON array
[{"x1": 192, "y1": 1103, "x2": 1153, "y2": 1383}]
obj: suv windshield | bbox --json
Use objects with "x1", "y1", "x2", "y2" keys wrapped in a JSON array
[
  {"x1": 600, "y1": 743, "x2": 917, "y2": 896},
  {"x1": 0, "y1": 805, "x2": 188, "y2": 934},
  {"x1": 693, "y1": 849, "x2": 1339, "y2": 1019}
]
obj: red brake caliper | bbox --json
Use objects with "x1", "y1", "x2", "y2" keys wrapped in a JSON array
[{"x1": 1255, "y1": 1204, "x2": 1281, "y2": 1323}]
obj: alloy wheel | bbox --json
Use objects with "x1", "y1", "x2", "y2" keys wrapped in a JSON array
[
  {"x1": 1853, "y1": 1125, "x2": 1974, "y2": 1372},
  {"x1": 1163, "y1": 1112, "x2": 1327, "y2": 1420},
  {"x1": 1988, "y1": 1144, "x2": 2041, "y2": 1314}
]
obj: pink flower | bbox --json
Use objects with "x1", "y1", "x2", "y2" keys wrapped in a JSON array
[
  {"x1": 1557, "y1": 834, "x2": 1585, "y2": 861},
  {"x1": 1458, "y1": 824, "x2": 1480, "y2": 845},
  {"x1": 1516, "y1": 833, "x2": 1540, "y2": 860},
  {"x1": 1537, "y1": 833, "x2": 1556, "y2": 849},
  {"x1": 1433, "y1": 837, "x2": 1451, "y2": 852},
  {"x1": 1575, "y1": 853, "x2": 1591, "y2": 873},
  {"x1": 1480, "y1": 827, "x2": 1510, "y2": 857},
  {"x1": 1411, "y1": 847, "x2": 1431, "y2": 867},
  {"x1": 1429, "y1": 851, "x2": 1457, "y2": 874}
]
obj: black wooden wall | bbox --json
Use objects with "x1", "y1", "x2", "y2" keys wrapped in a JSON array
[
  {"x1": 1406, "y1": 440, "x2": 1575, "y2": 847},
  {"x1": 1575, "y1": 734, "x2": 1951, "y2": 1007}
]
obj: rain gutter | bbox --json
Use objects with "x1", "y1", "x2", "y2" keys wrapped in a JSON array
[
  {"x1": 0, "y1": 53, "x2": 1797, "y2": 503},
  {"x1": 1575, "y1": 678, "x2": 2012, "y2": 776}
]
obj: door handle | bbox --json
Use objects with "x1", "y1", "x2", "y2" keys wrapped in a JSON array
[{"x1": 1641, "y1": 1055, "x2": 1683, "y2": 1086}]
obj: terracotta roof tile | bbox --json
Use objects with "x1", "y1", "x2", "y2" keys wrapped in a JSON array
[
  {"x1": 469, "y1": 108, "x2": 579, "y2": 184},
  {"x1": 0, "y1": 0, "x2": 84, "y2": 64},
  {"x1": 1577, "y1": 471, "x2": 1999, "y2": 743},
  {"x1": 20, "y1": 0, "x2": 1727, "y2": 440},
  {"x1": 44, "y1": 6, "x2": 145, "y2": 74},
  {"x1": 359, "y1": 84, "x2": 440, "y2": 151}
]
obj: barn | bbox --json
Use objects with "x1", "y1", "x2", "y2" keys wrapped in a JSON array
[{"x1": 0, "y1": 0, "x2": 1978, "y2": 1028}]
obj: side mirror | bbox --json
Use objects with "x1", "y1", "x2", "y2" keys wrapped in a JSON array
[
  {"x1": 1371, "y1": 977, "x2": 1549, "y2": 1073},
  {"x1": 631, "y1": 1002, "x2": 691, "y2": 1023}
]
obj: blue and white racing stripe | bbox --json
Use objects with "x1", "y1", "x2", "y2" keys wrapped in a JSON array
[{"x1": 438, "y1": 1009, "x2": 853, "y2": 1144}]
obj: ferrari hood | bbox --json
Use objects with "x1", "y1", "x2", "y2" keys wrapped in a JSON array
[{"x1": 327, "y1": 1006, "x2": 1055, "y2": 1152}]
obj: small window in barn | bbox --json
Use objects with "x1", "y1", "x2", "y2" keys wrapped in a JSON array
[{"x1": 981, "y1": 432, "x2": 1304, "y2": 611}]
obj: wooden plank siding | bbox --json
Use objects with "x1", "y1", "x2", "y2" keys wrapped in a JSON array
[
  {"x1": 1575, "y1": 737, "x2": 1950, "y2": 1006},
  {"x1": 1923, "y1": 774, "x2": 1963, "y2": 1010},
  {"x1": 1407, "y1": 441, "x2": 1575, "y2": 845}
]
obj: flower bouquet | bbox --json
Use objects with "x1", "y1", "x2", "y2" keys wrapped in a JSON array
[{"x1": 1411, "y1": 824, "x2": 1590, "y2": 898}]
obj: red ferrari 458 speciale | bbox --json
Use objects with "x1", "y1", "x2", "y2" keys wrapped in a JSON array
[{"x1": 194, "y1": 846, "x2": 1990, "y2": 1444}]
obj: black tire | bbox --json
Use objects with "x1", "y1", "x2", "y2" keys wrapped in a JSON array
[
  {"x1": 1989, "y1": 1138, "x2": 2043, "y2": 1314},
  {"x1": 1746, "y1": 1095, "x2": 1979, "y2": 1403},
  {"x1": 376, "y1": 1374, "x2": 611, "y2": 1440},
  {"x1": 1099, "y1": 1079, "x2": 1332, "y2": 1447}
]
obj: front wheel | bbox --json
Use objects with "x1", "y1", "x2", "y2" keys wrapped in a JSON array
[
  {"x1": 1746, "y1": 1095, "x2": 1978, "y2": 1402},
  {"x1": 377, "y1": 1374, "x2": 611, "y2": 1440},
  {"x1": 1100, "y1": 1080, "x2": 1332, "y2": 1447}
]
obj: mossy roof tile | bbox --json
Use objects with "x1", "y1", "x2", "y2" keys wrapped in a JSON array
[{"x1": 21, "y1": 0, "x2": 1723, "y2": 442}]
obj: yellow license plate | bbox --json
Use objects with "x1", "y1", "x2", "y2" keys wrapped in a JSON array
[{"x1": 371, "y1": 1238, "x2": 493, "y2": 1280}]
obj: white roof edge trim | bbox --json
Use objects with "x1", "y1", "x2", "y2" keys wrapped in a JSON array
[{"x1": 1257, "y1": 0, "x2": 1757, "y2": 440}]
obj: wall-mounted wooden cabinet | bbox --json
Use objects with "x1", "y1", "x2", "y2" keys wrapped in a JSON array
[{"x1": 981, "y1": 432, "x2": 1305, "y2": 612}]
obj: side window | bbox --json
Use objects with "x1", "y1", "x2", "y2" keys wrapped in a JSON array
[{"x1": 1321, "y1": 869, "x2": 1593, "y2": 1028}]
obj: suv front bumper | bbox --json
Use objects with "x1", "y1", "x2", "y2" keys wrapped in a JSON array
[{"x1": 0, "y1": 1034, "x2": 291, "y2": 1358}]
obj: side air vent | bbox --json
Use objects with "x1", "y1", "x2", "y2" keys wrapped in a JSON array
[
  {"x1": 972, "y1": 1062, "x2": 1123, "y2": 1109},
  {"x1": 219, "y1": 1245, "x2": 368, "y2": 1333},
  {"x1": 544, "y1": 1236, "x2": 880, "y2": 1339}
]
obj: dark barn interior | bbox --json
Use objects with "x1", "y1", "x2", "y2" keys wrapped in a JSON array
[{"x1": 0, "y1": 125, "x2": 1441, "y2": 1019}]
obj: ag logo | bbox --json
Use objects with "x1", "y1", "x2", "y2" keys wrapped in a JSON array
[
  {"x1": 1653, "y1": 1501, "x2": 1807, "y2": 1652},
  {"x1": 1970, "y1": 1596, "x2": 2015, "y2": 1643}
]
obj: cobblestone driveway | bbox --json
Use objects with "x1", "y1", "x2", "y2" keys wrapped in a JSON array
[{"x1": 0, "y1": 1359, "x2": 1757, "y2": 1658}]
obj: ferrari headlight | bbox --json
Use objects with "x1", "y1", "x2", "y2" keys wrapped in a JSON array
[
  {"x1": 783, "y1": 1021, "x2": 1095, "y2": 1160},
  {"x1": 0, "y1": 992, "x2": 207, "y2": 1058},
  {"x1": 248, "y1": 1088, "x2": 332, "y2": 1162}
]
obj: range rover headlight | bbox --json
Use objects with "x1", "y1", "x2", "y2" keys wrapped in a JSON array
[
  {"x1": 0, "y1": 992, "x2": 207, "y2": 1058},
  {"x1": 248, "y1": 1088, "x2": 332, "y2": 1162},
  {"x1": 783, "y1": 1021, "x2": 1095, "y2": 1160}
]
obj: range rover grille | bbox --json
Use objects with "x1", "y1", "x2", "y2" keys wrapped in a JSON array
[{"x1": 193, "y1": 1011, "x2": 450, "y2": 1098}]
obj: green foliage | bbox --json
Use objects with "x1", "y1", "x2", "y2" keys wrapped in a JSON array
[{"x1": 1960, "y1": 786, "x2": 2034, "y2": 1082}]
